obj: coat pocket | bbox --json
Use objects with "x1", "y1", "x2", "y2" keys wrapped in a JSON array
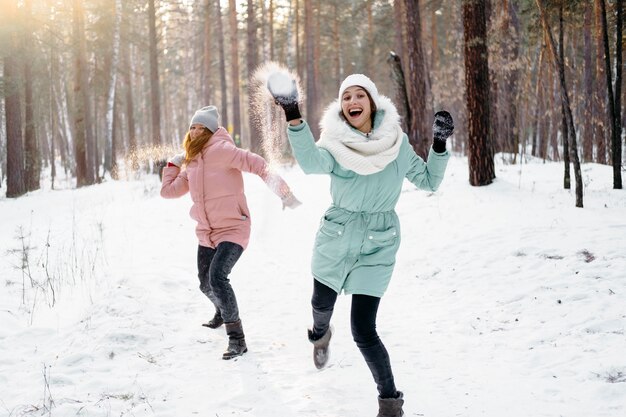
[
  {"x1": 314, "y1": 218, "x2": 347, "y2": 257},
  {"x1": 361, "y1": 226, "x2": 399, "y2": 256}
]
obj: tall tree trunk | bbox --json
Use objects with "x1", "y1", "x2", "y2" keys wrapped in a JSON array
[
  {"x1": 463, "y1": 0, "x2": 495, "y2": 186},
  {"x1": 594, "y1": 0, "x2": 608, "y2": 164},
  {"x1": 4, "y1": 0, "x2": 26, "y2": 197},
  {"x1": 263, "y1": 0, "x2": 274, "y2": 61},
  {"x1": 122, "y1": 7, "x2": 137, "y2": 170},
  {"x1": 404, "y1": 0, "x2": 430, "y2": 159},
  {"x1": 72, "y1": 0, "x2": 90, "y2": 187},
  {"x1": 296, "y1": 0, "x2": 303, "y2": 77},
  {"x1": 148, "y1": 0, "x2": 161, "y2": 147},
  {"x1": 613, "y1": 0, "x2": 623, "y2": 188},
  {"x1": 536, "y1": 0, "x2": 584, "y2": 207},
  {"x1": 203, "y1": 0, "x2": 213, "y2": 106},
  {"x1": 532, "y1": 46, "x2": 546, "y2": 157},
  {"x1": 49, "y1": 31, "x2": 58, "y2": 190},
  {"x1": 247, "y1": 0, "x2": 262, "y2": 155},
  {"x1": 388, "y1": 52, "x2": 410, "y2": 134},
  {"x1": 366, "y1": 0, "x2": 374, "y2": 77},
  {"x1": 105, "y1": 0, "x2": 122, "y2": 176},
  {"x1": 23, "y1": 0, "x2": 40, "y2": 192},
  {"x1": 332, "y1": 2, "x2": 342, "y2": 86},
  {"x1": 228, "y1": 0, "x2": 242, "y2": 142},
  {"x1": 599, "y1": 0, "x2": 620, "y2": 183},
  {"x1": 558, "y1": 3, "x2": 571, "y2": 189},
  {"x1": 304, "y1": 0, "x2": 320, "y2": 139},
  {"x1": 215, "y1": 0, "x2": 229, "y2": 130},
  {"x1": 582, "y1": 2, "x2": 594, "y2": 162}
]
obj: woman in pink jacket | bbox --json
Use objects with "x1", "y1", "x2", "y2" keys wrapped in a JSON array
[{"x1": 161, "y1": 105, "x2": 300, "y2": 360}]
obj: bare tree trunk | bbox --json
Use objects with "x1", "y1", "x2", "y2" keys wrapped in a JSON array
[
  {"x1": 536, "y1": 0, "x2": 584, "y2": 207},
  {"x1": 532, "y1": 45, "x2": 546, "y2": 157},
  {"x1": 296, "y1": 0, "x2": 303, "y2": 77},
  {"x1": 404, "y1": 0, "x2": 430, "y2": 159},
  {"x1": 229, "y1": 0, "x2": 242, "y2": 142},
  {"x1": 332, "y1": 2, "x2": 342, "y2": 86},
  {"x1": 4, "y1": 0, "x2": 26, "y2": 197},
  {"x1": 247, "y1": 0, "x2": 262, "y2": 155},
  {"x1": 105, "y1": 0, "x2": 121, "y2": 176},
  {"x1": 73, "y1": 0, "x2": 90, "y2": 187},
  {"x1": 148, "y1": 0, "x2": 161, "y2": 147},
  {"x1": 305, "y1": 0, "x2": 320, "y2": 139},
  {"x1": 203, "y1": 0, "x2": 213, "y2": 106},
  {"x1": 268, "y1": 0, "x2": 275, "y2": 61},
  {"x1": 463, "y1": 0, "x2": 495, "y2": 186},
  {"x1": 558, "y1": 3, "x2": 571, "y2": 189},
  {"x1": 122, "y1": 7, "x2": 137, "y2": 170},
  {"x1": 387, "y1": 52, "x2": 410, "y2": 134},
  {"x1": 594, "y1": 0, "x2": 608, "y2": 164},
  {"x1": 599, "y1": 0, "x2": 620, "y2": 182},
  {"x1": 23, "y1": 0, "x2": 40, "y2": 192},
  {"x1": 613, "y1": 0, "x2": 623, "y2": 188},
  {"x1": 215, "y1": 0, "x2": 229, "y2": 130},
  {"x1": 582, "y1": 2, "x2": 594, "y2": 162},
  {"x1": 366, "y1": 0, "x2": 374, "y2": 77},
  {"x1": 49, "y1": 32, "x2": 58, "y2": 189}
]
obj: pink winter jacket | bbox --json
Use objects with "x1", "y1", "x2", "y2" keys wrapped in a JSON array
[{"x1": 160, "y1": 127, "x2": 290, "y2": 250}]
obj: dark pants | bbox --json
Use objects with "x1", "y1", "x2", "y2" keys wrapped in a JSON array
[
  {"x1": 197, "y1": 242, "x2": 244, "y2": 323},
  {"x1": 311, "y1": 279, "x2": 398, "y2": 399}
]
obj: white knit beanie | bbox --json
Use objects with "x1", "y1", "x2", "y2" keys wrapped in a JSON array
[
  {"x1": 190, "y1": 105, "x2": 220, "y2": 132},
  {"x1": 338, "y1": 74, "x2": 380, "y2": 107}
]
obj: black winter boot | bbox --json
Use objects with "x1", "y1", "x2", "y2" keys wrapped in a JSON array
[
  {"x1": 222, "y1": 319, "x2": 247, "y2": 360},
  {"x1": 308, "y1": 326, "x2": 332, "y2": 369},
  {"x1": 202, "y1": 310, "x2": 224, "y2": 329},
  {"x1": 377, "y1": 391, "x2": 404, "y2": 417}
]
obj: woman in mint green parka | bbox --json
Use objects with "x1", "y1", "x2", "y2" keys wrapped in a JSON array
[{"x1": 269, "y1": 73, "x2": 454, "y2": 417}]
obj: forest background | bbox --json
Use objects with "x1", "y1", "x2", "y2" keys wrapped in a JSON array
[{"x1": 0, "y1": 0, "x2": 624, "y2": 205}]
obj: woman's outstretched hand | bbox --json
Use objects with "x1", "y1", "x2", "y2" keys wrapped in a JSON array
[
  {"x1": 267, "y1": 72, "x2": 302, "y2": 122},
  {"x1": 432, "y1": 111, "x2": 454, "y2": 153},
  {"x1": 281, "y1": 191, "x2": 302, "y2": 210},
  {"x1": 169, "y1": 152, "x2": 186, "y2": 168}
]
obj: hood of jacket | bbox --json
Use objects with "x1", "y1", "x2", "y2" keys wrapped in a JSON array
[{"x1": 316, "y1": 94, "x2": 404, "y2": 175}]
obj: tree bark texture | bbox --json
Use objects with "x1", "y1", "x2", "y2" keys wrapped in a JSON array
[
  {"x1": 305, "y1": 0, "x2": 320, "y2": 139},
  {"x1": 247, "y1": 0, "x2": 263, "y2": 155},
  {"x1": 404, "y1": 0, "x2": 430, "y2": 159},
  {"x1": 72, "y1": 0, "x2": 90, "y2": 187},
  {"x1": 229, "y1": 0, "x2": 242, "y2": 142},
  {"x1": 559, "y1": 4, "x2": 570, "y2": 189},
  {"x1": 536, "y1": 0, "x2": 584, "y2": 207},
  {"x1": 463, "y1": 0, "x2": 495, "y2": 186},
  {"x1": 215, "y1": 0, "x2": 229, "y2": 131},
  {"x1": 148, "y1": 0, "x2": 161, "y2": 146},
  {"x1": 4, "y1": 0, "x2": 26, "y2": 198}
]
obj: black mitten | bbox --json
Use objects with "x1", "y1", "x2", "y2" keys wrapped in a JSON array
[
  {"x1": 267, "y1": 72, "x2": 302, "y2": 122},
  {"x1": 432, "y1": 110, "x2": 454, "y2": 153}
]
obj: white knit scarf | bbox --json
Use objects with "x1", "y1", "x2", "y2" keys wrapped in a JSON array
[{"x1": 316, "y1": 95, "x2": 404, "y2": 175}]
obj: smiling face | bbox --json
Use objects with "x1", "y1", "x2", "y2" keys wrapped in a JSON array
[
  {"x1": 341, "y1": 86, "x2": 373, "y2": 134},
  {"x1": 189, "y1": 124, "x2": 208, "y2": 141}
]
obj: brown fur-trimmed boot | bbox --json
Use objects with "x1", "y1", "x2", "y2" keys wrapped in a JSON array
[
  {"x1": 377, "y1": 391, "x2": 404, "y2": 417},
  {"x1": 307, "y1": 326, "x2": 332, "y2": 369},
  {"x1": 222, "y1": 319, "x2": 247, "y2": 360}
]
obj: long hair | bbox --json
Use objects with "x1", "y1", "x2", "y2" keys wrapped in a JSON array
[{"x1": 183, "y1": 128, "x2": 213, "y2": 164}]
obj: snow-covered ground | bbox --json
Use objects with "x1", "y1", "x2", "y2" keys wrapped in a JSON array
[{"x1": 1, "y1": 154, "x2": 625, "y2": 417}]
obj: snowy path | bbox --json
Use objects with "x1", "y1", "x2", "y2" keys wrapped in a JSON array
[{"x1": 1, "y1": 156, "x2": 625, "y2": 416}]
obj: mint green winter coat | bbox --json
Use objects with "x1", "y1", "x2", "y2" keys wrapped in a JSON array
[{"x1": 287, "y1": 95, "x2": 450, "y2": 297}]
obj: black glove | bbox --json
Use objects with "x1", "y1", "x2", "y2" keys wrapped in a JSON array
[
  {"x1": 267, "y1": 72, "x2": 302, "y2": 122},
  {"x1": 432, "y1": 110, "x2": 454, "y2": 153}
]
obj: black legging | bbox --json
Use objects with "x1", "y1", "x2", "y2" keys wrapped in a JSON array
[
  {"x1": 311, "y1": 279, "x2": 397, "y2": 399},
  {"x1": 197, "y1": 242, "x2": 244, "y2": 323}
]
